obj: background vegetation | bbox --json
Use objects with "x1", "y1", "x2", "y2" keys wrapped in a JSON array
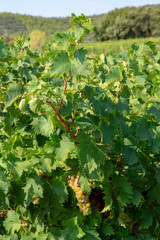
[
  {"x1": 0, "y1": 12, "x2": 103, "y2": 44},
  {"x1": 1, "y1": 4, "x2": 160, "y2": 49},
  {"x1": 83, "y1": 36, "x2": 160, "y2": 56},
  {"x1": 98, "y1": 5, "x2": 160, "y2": 41}
]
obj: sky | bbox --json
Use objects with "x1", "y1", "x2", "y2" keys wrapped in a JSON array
[{"x1": 0, "y1": 0, "x2": 160, "y2": 18}]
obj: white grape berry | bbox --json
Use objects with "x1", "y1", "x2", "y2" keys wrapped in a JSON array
[
  {"x1": 32, "y1": 196, "x2": 40, "y2": 205},
  {"x1": 67, "y1": 173, "x2": 92, "y2": 216},
  {"x1": 19, "y1": 98, "x2": 26, "y2": 111}
]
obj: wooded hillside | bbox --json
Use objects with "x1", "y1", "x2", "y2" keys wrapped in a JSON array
[
  {"x1": 0, "y1": 12, "x2": 103, "y2": 41},
  {"x1": 98, "y1": 4, "x2": 160, "y2": 41},
  {"x1": 0, "y1": 4, "x2": 160, "y2": 43}
]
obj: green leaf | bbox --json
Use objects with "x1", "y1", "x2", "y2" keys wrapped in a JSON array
[
  {"x1": 83, "y1": 226, "x2": 101, "y2": 240},
  {"x1": 122, "y1": 145, "x2": 138, "y2": 165},
  {"x1": 132, "y1": 188, "x2": 142, "y2": 206},
  {"x1": 71, "y1": 48, "x2": 90, "y2": 76},
  {"x1": 138, "y1": 233, "x2": 155, "y2": 240},
  {"x1": 3, "y1": 73, "x2": 14, "y2": 83},
  {"x1": 39, "y1": 157, "x2": 52, "y2": 173},
  {"x1": 51, "y1": 51, "x2": 71, "y2": 75},
  {"x1": 134, "y1": 75, "x2": 146, "y2": 86},
  {"x1": 29, "y1": 98, "x2": 43, "y2": 112},
  {"x1": 117, "y1": 96, "x2": 129, "y2": 113},
  {"x1": 31, "y1": 116, "x2": 54, "y2": 137},
  {"x1": 52, "y1": 177, "x2": 68, "y2": 204},
  {"x1": 85, "y1": 86, "x2": 114, "y2": 116},
  {"x1": 26, "y1": 79, "x2": 41, "y2": 92},
  {"x1": 35, "y1": 232, "x2": 48, "y2": 240},
  {"x1": 6, "y1": 83, "x2": 23, "y2": 107},
  {"x1": 140, "y1": 209, "x2": 154, "y2": 229},
  {"x1": 103, "y1": 161, "x2": 114, "y2": 178},
  {"x1": 148, "y1": 103, "x2": 160, "y2": 122},
  {"x1": 155, "y1": 168, "x2": 160, "y2": 183},
  {"x1": 53, "y1": 32, "x2": 74, "y2": 48},
  {"x1": 1, "y1": 235, "x2": 18, "y2": 240},
  {"x1": 62, "y1": 217, "x2": 85, "y2": 239},
  {"x1": 55, "y1": 135, "x2": 75, "y2": 161},
  {"x1": 3, "y1": 210, "x2": 21, "y2": 234},
  {"x1": 148, "y1": 184, "x2": 160, "y2": 204},
  {"x1": 100, "y1": 223, "x2": 114, "y2": 236},
  {"x1": 103, "y1": 183, "x2": 112, "y2": 206},
  {"x1": 23, "y1": 177, "x2": 43, "y2": 205},
  {"x1": 113, "y1": 176, "x2": 133, "y2": 206},
  {"x1": 0, "y1": 41, "x2": 10, "y2": 58},
  {"x1": 79, "y1": 175, "x2": 91, "y2": 193},
  {"x1": 0, "y1": 167, "x2": 10, "y2": 195},
  {"x1": 33, "y1": 217, "x2": 44, "y2": 232},
  {"x1": 101, "y1": 121, "x2": 118, "y2": 144},
  {"x1": 105, "y1": 67, "x2": 122, "y2": 84},
  {"x1": 77, "y1": 133, "x2": 108, "y2": 174},
  {"x1": 14, "y1": 160, "x2": 33, "y2": 177},
  {"x1": 21, "y1": 232, "x2": 48, "y2": 240}
]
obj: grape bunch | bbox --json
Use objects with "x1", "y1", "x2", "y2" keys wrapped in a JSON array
[{"x1": 67, "y1": 173, "x2": 92, "y2": 216}]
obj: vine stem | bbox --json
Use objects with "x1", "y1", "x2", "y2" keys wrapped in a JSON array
[
  {"x1": 57, "y1": 73, "x2": 71, "y2": 113},
  {"x1": 46, "y1": 99, "x2": 77, "y2": 139},
  {"x1": 116, "y1": 158, "x2": 124, "y2": 167}
]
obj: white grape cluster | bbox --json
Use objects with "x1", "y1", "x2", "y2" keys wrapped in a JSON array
[{"x1": 67, "y1": 173, "x2": 92, "y2": 216}]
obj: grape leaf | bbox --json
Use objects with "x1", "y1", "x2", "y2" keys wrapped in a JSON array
[
  {"x1": 51, "y1": 51, "x2": 71, "y2": 75},
  {"x1": 1, "y1": 235, "x2": 18, "y2": 240},
  {"x1": 83, "y1": 226, "x2": 101, "y2": 240},
  {"x1": 122, "y1": 146, "x2": 138, "y2": 165},
  {"x1": 148, "y1": 184, "x2": 160, "y2": 204},
  {"x1": 71, "y1": 48, "x2": 91, "y2": 76},
  {"x1": 140, "y1": 209, "x2": 154, "y2": 229},
  {"x1": 103, "y1": 183, "x2": 113, "y2": 206},
  {"x1": 113, "y1": 176, "x2": 133, "y2": 206},
  {"x1": 31, "y1": 116, "x2": 54, "y2": 137},
  {"x1": 132, "y1": 188, "x2": 142, "y2": 206},
  {"x1": 0, "y1": 41, "x2": 10, "y2": 58},
  {"x1": 76, "y1": 133, "x2": 108, "y2": 174},
  {"x1": 100, "y1": 223, "x2": 114, "y2": 236},
  {"x1": 3, "y1": 211, "x2": 21, "y2": 234},
  {"x1": 101, "y1": 121, "x2": 118, "y2": 144},
  {"x1": 6, "y1": 83, "x2": 23, "y2": 107},
  {"x1": 61, "y1": 217, "x2": 85, "y2": 239},
  {"x1": 134, "y1": 75, "x2": 146, "y2": 86},
  {"x1": 55, "y1": 135, "x2": 75, "y2": 161},
  {"x1": 0, "y1": 168, "x2": 10, "y2": 195},
  {"x1": 52, "y1": 177, "x2": 68, "y2": 204},
  {"x1": 148, "y1": 103, "x2": 160, "y2": 122},
  {"x1": 105, "y1": 67, "x2": 122, "y2": 84},
  {"x1": 23, "y1": 177, "x2": 43, "y2": 205},
  {"x1": 85, "y1": 85, "x2": 114, "y2": 116},
  {"x1": 155, "y1": 168, "x2": 160, "y2": 183},
  {"x1": 79, "y1": 175, "x2": 91, "y2": 193}
]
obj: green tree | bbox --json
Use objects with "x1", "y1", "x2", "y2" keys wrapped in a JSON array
[{"x1": 98, "y1": 5, "x2": 160, "y2": 41}]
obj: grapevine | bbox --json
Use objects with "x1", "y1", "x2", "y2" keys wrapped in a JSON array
[{"x1": 0, "y1": 13, "x2": 160, "y2": 239}]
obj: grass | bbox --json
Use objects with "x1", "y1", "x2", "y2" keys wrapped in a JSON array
[{"x1": 83, "y1": 37, "x2": 160, "y2": 56}]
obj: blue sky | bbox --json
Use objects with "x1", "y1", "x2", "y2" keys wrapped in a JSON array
[{"x1": 1, "y1": 0, "x2": 160, "y2": 17}]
